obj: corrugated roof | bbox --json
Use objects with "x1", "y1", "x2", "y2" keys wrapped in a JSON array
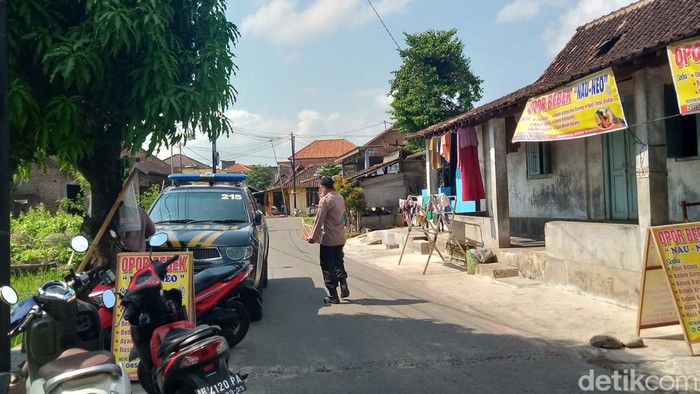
[
  {"x1": 408, "y1": 0, "x2": 700, "y2": 141},
  {"x1": 290, "y1": 139, "x2": 357, "y2": 161}
]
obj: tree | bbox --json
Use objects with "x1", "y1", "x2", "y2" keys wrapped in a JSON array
[
  {"x1": 317, "y1": 163, "x2": 342, "y2": 177},
  {"x1": 8, "y1": 1, "x2": 239, "y2": 252},
  {"x1": 333, "y1": 176, "x2": 366, "y2": 232},
  {"x1": 244, "y1": 165, "x2": 274, "y2": 191},
  {"x1": 389, "y1": 29, "x2": 483, "y2": 149}
]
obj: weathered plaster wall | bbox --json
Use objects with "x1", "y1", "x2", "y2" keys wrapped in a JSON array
[
  {"x1": 360, "y1": 173, "x2": 407, "y2": 209},
  {"x1": 667, "y1": 159, "x2": 700, "y2": 222},
  {"x1": 507, "y1": 139, "x2": 597, "y2": 220},
  {"x1": 545, "y1": 221, "x2": 642, "y2": 306}
]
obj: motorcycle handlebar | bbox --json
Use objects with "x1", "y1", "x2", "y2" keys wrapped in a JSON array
[
  {"x1": 152, "y1": 255, "x2": 180, "y2": 279},
  {"x1": 9, "y1": 307, "x2": 40, "y2": 337}
]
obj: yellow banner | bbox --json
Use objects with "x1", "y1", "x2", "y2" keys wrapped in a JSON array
[
  {"x1": 651, "y1": 224, "x2": 700, "y2": 344},
  {"x1": 112, "y1": 252, "x2": 195, "y2": 380},
  {"x1": 667, "y1": 36, "x2": 700, "y2": 115},
  {"x1": 513, "y1": 68, "x2": 627, "y2": 142}
]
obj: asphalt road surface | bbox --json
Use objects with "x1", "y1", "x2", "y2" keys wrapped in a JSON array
[{"x1": 228, "y1": 218, "x2": 609, "y2": 394}]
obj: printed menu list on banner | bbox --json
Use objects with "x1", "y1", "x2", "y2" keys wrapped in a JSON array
[
  {"x1": 638, "y1": 223, "x2": 700, "y2": 355},
  {"x1": 667, "y1": 36, "x2": 700, "y2": 115},
  {"x1": 112, "y1": 252, "x2": 195, "y2": 380}
]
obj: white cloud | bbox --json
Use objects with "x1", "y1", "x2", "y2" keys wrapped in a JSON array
[
  {"x1": 240, "y1": 0, "x2": 410, "y2": 47},
  {"x1": 497, "y1": 0, "x2": 556, "y2": 24},
  {"x1": 543, "y1": 0, "x2": 638, "y2": 56},
  {"x1": 157, "y1": 108, "x2": 389, "y2": 166}
]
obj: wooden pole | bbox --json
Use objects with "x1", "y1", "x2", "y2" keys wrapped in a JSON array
[{"x1": 77, "y1": 168, "x2": 139, "y2": 272}]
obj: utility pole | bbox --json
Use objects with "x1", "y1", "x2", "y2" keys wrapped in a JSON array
[
  {"x1": 212, "y1": 138, "x2": 217, "y2": 174},
  {"x1": 0, "y1": 0, "x2": 11, "y2": 373},
  {"x1": 270, "y1": 139, "x2": 287, "y2": 215},
  {"x1": 290, "y1": 132, "x2": 297, "y2": 212}
]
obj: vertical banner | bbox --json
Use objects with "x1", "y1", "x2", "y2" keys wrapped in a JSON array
[
  {"x1": 112, "y1": 252, "x2": 194, "y2": 380},
  {"x1": 513, "y1": 68, "x2": 627, "y2": 142},
  {"x1": 667, "y1": 36, "x2": 700, "y2": 115}
]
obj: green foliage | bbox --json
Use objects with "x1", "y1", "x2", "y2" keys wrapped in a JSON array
[
  {"x1": 57, "y1": 169, "x2": 90, "y2": 215},
  {"x1": 244, "y1": 165, "x2": 274, "y2": 190},
  {"x1": 10, "y1": 205, "x2": 83, "y2": 265},
  {"x1": 8, "y1": 0, "x2": 240, "y2": 244},
  {"x1": 333, "y1": 176, "x2": 367, "y2": 214},
  {"x1": 139, "y1": 183, "x2": 161, "y2": 210},
  {"x1": 317, "y1": 163, "x2": 342, "y2": 177},
  {"x1": 389, "y1": 29, "x2": 483, "y2": 146}
]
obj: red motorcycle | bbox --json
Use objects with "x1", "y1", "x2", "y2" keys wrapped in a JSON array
[
  {"x1": 109, "y1": 233, "x2": 247, "y2": 394},
  {"x1": 91, "y1": 248, "x2": 257, "y2": 349}
]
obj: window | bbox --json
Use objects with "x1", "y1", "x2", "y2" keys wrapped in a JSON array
[
  {"x1": 526, "y1": 142, "x2": 552, "y2": 178},
  {"x1": 306, "y1": 187, "x2": 319, "y2": 208},
  {"x1": 665, "y1": 84, "x2": 700, "y2": 159}
]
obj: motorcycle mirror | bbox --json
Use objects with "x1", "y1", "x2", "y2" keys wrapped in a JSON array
[
  {"x1": 70, "y1": 236, "x2": 89, "y2": 253},
  {"x1": 102, "y1": 289, "x2": 116, "y2": 309},
  {"x1": 0, "y1": 286, "x2": 19, "y2": 305},
  {"x1": 149, "y1": 232, "x2": 168, "y2": 248}
]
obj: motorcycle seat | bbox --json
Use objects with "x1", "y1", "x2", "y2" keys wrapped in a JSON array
[
  {"x1": 157, "y1": 324, "x2": 222, "y2": 358},
  {"x1": 194, "y1": 265, "x2": 238, "y2": 294},
  {"x1": 38, "y1": 348, "x2": 115, "y2": 382}
]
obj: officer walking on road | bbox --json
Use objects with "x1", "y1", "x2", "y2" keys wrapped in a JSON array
[{"x1": 307, "y1": 176, "x2": 349, "y2": 304}]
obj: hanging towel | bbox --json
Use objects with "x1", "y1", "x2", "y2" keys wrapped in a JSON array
[
  {"x1": 429, "y1": 136, "x2": 441, "y2": 169},
  {"x1": 457, "y1": 126, "x2": 486, "y2": 202},
  {"x1": 440, "y1": 133, "x2": 451, "y2": 162}
]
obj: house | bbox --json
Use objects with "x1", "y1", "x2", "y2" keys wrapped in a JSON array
[
  {"x1": 222, "y1": 160, "x2": 250, "y2": 174},
  {"x1": 336, "y1": 126, "x2": 405, "y2": 175},
  {"x1": 163, "y1": 153, "x2": 211, "y2": 174},
  {"x1": 12, "y1": 150, "x2": 171, "y2": 214},
  {"x1": 346, "y1": 150, "x2": 425, "y2": 229},
  {"x1": 406, "y1": 0, "x2": 700, "y2": 306},
  {"x1": 291, "y1": 139, "x2": 357, "y2": 166}
]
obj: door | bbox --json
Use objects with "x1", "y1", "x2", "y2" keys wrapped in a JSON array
[{"x1": 604, "y1": 97, "x2": 638, "y2": 220}]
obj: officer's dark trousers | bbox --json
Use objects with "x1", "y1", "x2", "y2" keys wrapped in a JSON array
[{"x1": 320, "y1": 244, "x2": 347, "y2": 294}]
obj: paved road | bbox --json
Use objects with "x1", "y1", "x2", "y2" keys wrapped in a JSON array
[{"x1": 228, "y1": 218, "x2": 609, "y2": 393}]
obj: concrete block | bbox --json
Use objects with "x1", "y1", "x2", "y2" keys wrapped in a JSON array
[
  {"x1": 386, "y1": 243, "x2": 399, "y2": 249},
  {"x1": 476, "y1": 263, "x2": 519, "y2": 279},
  {"x1": 543, "y1": 257, "x2": 569, "y2": 287},
  {"x1": 367, "y1": 239, "x2": 382, "y2": 245}
]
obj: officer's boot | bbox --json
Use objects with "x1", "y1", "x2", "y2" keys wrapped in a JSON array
[
  {"x1": 339, "y1": 278, "x2": 350, "y2": 298},
  {"x1": 324, "y1": 288, "x2": 340, "y2": 304}
]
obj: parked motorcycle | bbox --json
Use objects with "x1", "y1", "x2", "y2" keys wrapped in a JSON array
[
  {"x1": 0, "y1": 236, "x2": 131, "y2": 394},
  {"x1": 113, "y1": 232, "x2": 247, "y2": 394},
  {"x1": 93, "y1": 232, "x2": 257, "y2": 348}
]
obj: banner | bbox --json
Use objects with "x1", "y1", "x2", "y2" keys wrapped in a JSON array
[
  {"x1": 112, "y1": 252, "x2": 195, "y2": 380},
  {"x1": 512, "y1": 68, "x2": 627, "y2": 142},
  {"x1": 667, "y1": 36, "x2": 700, "y2": 115}
]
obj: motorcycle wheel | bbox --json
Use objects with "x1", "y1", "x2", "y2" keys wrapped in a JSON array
[
  {"x1": 222, "y1": 300, "x2": 250, "y2": 348},
  {"x1": 138, "y1": 362, "x2": 158, "y2": 394},
  {"x1": 241, "y1": 288, "x2": 263, "y2": 322}
]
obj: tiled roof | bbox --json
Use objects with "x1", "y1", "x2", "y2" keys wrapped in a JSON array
[
  {"x1": 268, "y1": 164, "x2": 322, "y2": 190},
  {"x1": 336, "y1": 126, "x2": 405, "y2": 161},
  {"x1": 408, "y1": 0, "x2": 700, "y2": 141},
  {"x1": 163, "y1": 154, "x2": 209, "y2": 169},
  {"x1": 123, "y1": 149, "x2": 171, "y2": 176},
  {"x1": 227, "y1": 163, "x2": 250, "y2": 173},
  {"x1": 290, "y1": 139, "x2": 357, "y2": 161}
]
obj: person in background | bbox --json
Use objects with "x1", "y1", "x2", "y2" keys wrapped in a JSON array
[
  {"x1": 306, "y1": 176, "x2": 349, "y2": 304},
  {"x1": 119, "y1": 206, "x2": 156, "y2": 252}
]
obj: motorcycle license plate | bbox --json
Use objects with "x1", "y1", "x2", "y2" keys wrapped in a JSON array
[{"x1": 196, "y1": 371, "x2": 246, "y2": 394}]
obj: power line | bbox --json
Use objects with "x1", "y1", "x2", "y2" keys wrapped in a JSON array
[{"x1": 367, "y1": 0, "x2": 401, "y2": 51}]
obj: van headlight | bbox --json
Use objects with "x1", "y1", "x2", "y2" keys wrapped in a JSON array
[{"x1": 222, "y1": 246, "x2": 253, "y2": 261}]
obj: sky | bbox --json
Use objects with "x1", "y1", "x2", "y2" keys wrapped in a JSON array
[{"x1": 158, "y1": 0, "x2": 639, "y2": 168}]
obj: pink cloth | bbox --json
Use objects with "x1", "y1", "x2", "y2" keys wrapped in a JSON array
[{"x1": 456, "y1": 127, "x2": 485, "y2": 201}]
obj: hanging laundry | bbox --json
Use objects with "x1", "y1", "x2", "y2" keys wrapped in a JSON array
[
  {"x1": 440, "y1": 133, "x2": 451, "y2": 162},
  {"x1": 457, "y1": 126, "x2": 486, "y2": 202},
  {"x1": 429, "y1": 136, "x2": 441, "y2": 169}
]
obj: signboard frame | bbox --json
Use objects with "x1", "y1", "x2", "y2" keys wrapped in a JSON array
[
  {"x1": 637, "y1": 223, "x2": 700, "y2": 355},
  {"x1": 666, "y1": 36, "x2": 700, "y2": 116}
]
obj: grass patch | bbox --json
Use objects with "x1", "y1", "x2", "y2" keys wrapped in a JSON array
[
  {"x1": 302, "y1": 217, "x2": 314, "y2": 225},
  {"x1": 8, "y1": 268, "x2": 63, "y2": 347}
]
